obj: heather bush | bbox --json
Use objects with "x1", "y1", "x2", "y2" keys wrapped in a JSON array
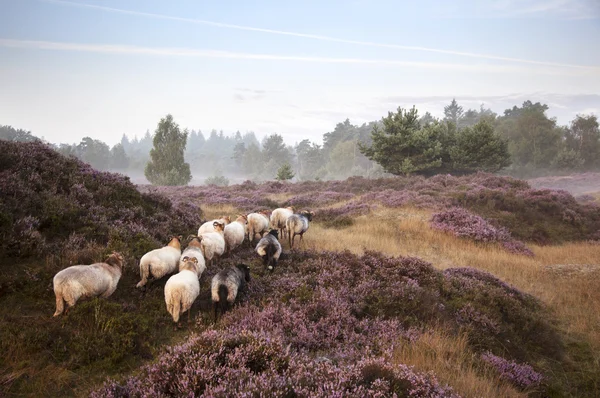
[
  {"x1": 431, "y1": 207, "x2": 534, "y2": 256},
  {"x1": 93, "y1": 250, "x2": 558, "y2": 396},
  {"x1": 0, "y1": 141, "x2": 202, "y2": 259},
  {"x1": 481, "y1": 351, "x2": 543, "y2": 390}
]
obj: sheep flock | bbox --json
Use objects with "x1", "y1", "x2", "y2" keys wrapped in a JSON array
[{"x1": 52, "y1": 207, "x2": 314, "y2": 327}]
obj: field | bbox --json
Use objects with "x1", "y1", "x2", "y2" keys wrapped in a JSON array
[{"x1": 1, "y1": 141, "x2": 600, "y2": 397}]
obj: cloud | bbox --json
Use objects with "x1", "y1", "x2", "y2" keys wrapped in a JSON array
[
  {"x1": 41, "y1": 0, "x2": 600, "y2": 70},
  {"x1": 4, "y1": 38, "x2": 594, "y2": 76}
]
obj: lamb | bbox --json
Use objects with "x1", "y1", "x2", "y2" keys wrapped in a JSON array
[
  {"x1": 224, "y1": 214, "x2": 247, "y2": 253},
  {"x1": 247, "y1": 211, "x2": 270, "y2": 242},
  {"x1": 286, "y1": 210, "x2": 314, "y2": 249},
  {"x1": 164, "y1": 256, "x2": 200, "y2": 328},
  {"x1": 255, "y1": 229, "x2": 282, "y2": 271},
  {"x1": 53, "y1": 252, "x2": 125, "y2": 317},
  {"x1": 198, "y1": 216, "x2": 231, "y2": 235},
  {"x1": 211, "y1": 263, "x2": 251, "y2": 322},
  {"x1": 200, "y1": 221, "x2": 226, "y2": 267},
  {"x1": 179, "y1": 235, "x2": 207, "y2": 278},
  {"x1": 270, "y1": 206, "x2": 294, "y2": 238},
  {"x1": 136, "y1": 236, "x2": 182, "y2": 288}
]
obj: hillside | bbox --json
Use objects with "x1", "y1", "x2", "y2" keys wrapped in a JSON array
[{"x1": 1, "y1": 143, "x2": 599, "y2": 397}]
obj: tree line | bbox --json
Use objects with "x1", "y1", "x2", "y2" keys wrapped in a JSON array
[{"x1": 1, "y1": 98, "x2": 598, "y2": 184}]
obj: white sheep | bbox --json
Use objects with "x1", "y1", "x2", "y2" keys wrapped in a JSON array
[
  {"x1": 211, "y1": 263, "x2": 251, "y2": 321},
  {"x1": 53, "y1": 252, "x2": 125, "y2": 317},
  {"x1": 198, "y1": 215, "x2": 231, "y2": 235},
  {"x1": 136, "y1": 236, "x2": 182, "y2": 288},
  {"x1": 286, "y1": 210, "x2": 314, "y2": 249},
  {"x1": 270, "y1": 206, "x2": 294, "y2": 238},
  {"x1": 200, "y1": 221, "x2": 226, "y2": 267},
  {"x1": 255, "y1": 229, "x2": 282, "y2": 271},
  {"x1": 247, "y1": 211, "x2": 270, "y2": 242},
  {"x1": 224, "y1": 214, "x2": 247, "y2": 253},
  {"x1": 179, "y1": 235, "x2": 207, "y2": 278},
  {"x1": 164, "y1": 256, "x2": 200, "y2": 328}
]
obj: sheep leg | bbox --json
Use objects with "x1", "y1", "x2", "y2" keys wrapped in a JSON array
[
  {"x1": 53, "y1": 293, "x2": 64, "y2": 317},
  {"x1": 188, "y1": 308, "x2": 191, "y2": 324},
  {"x1": 300, "y1": 232, "x2": 304, "y2": 246},
  {"x1": 213, "y1": 302, "x2": 219, "y2": 323}
]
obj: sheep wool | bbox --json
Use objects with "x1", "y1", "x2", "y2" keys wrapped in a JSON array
[
  {"x1": 200, "y1": 221, "x2": 226, "y2": 266},
  {"x1": 255, "y1": 229, "x2": 282, "y2": 271},
  {"x1": 136, "y1": 236, "x2": 182, "y2": 288},
  {"x1": 211, "y1": 263, "x2": 251, "y2": 321},
  {"x1": 247, "y1": 212, "x2": 270, "y2": 242},
  {"x1": 286, "y1": 210, "x2": 314, "y2": 249},
  {"x1": 53, "y1": 252, "x2": 124, "y2": 316},
  {"x1": 198, "y1": 216, "x2": 231, "y2": 235},
  {"x1": 270, "y1": 207, "x2": 294, "y2": 238},
  {"x1": 164, "y1": 257, "x2": 201, "y2": 325},
  {"x1": 224, "y1": 214, "x2": 247, "y2": 252},
  {"x1": 179, "y1": 236, "x2": 206, "y2": 277}
]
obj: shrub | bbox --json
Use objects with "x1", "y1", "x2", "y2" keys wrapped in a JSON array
[
  {"x1": 205, "y1": 175, "x2": 230, "y2": 187},
  {"x1": 431, "y1": 208, "x2": 534, "y2": 256},
  {"x1": 0, "y1": 141, "x2": 202, "y2": 259},
  {"x1": 481, "y1": 351, "x2": 543, "y2": 390}
]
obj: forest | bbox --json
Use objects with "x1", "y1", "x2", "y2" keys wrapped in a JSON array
[{"x1": 1, "y1": 98, "x2": 599, "y2": 185}]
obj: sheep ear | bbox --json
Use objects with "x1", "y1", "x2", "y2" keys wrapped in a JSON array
[
  {"x1": 213, "y1": 221, "x2": 219, "y2": 227},
  {"x1": 191, "y1": 257, "x2": 198, "y2": 263}
]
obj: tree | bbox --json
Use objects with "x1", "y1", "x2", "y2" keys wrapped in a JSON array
[
  {"x1": 232, "y1": 142, "x2": 246, "y2": 169},
  {"x1": 275, "y1": 162, "x2": 295, "y2": 181},
  {"x1": 359, "y1": 106, "x2": 445, "y2": 176},
  {"x1": 449, "y1": 120, "x2": 511, "y2": 174},
  {"x1": 296, "y1": 139, "x2": 325, "y2": 180},
  {"x1": 144, "y1": 114, "x2": 192, "y2": 186},
  {"x1": 262, "y1": 134, "x2": 291, "y2": 177},
  {"x1": 564, "y1": 114, "x2": 600, "y2": 169},
  {"x1": 496, "y1": 101, "x2": 561, "y2": 169},
  {"x1": 444, "y1": 98, "x2": 464, "y2": 128},
  {"x1": 109, "y1": 143, "x2": 129, "y2": 170},
  {"x1": 0, "y1": 125, "x2": 39, "y2": 142},
  {"x1": 327, "y1": 140, "x2": 358, "y2": 179},
  {"x1": 77, "y1": 137, "x2": 110, "y2": 170},
  {"x1": 418, "y1": 112, "x2": 436, "y2": 127}
]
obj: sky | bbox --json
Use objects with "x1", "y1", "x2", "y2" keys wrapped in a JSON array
[{"x1": 1, "y1": 0, "x2": 599, "y2": 146}]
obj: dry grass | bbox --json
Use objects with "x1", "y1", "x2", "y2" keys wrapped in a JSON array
[
  {"x1": 393, "y1": 329, "x2": 526, "y2": 398},
  {"x1": 200, "y1": 203, "x2": 240, "y2": 221},
  {"x1": 300, "y1": 207, "x2": 600, "y2": 351},
  {"x1": 197, "y1": 203, "x2": 600, "y2": 395}
]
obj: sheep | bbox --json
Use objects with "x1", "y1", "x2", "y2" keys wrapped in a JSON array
[
  {"x1": 255, "y1": 229, "x2": 282, "y2": 271},
  {"x1": 198, "y1": 215, "x2": 231, "y2": 235},
  {"x1": 164, "y1": 256, "x2": 200, "y2": 328},
  {"x1": 211, "y1": 263, "x2": 251, "y2": 322},
  {"x1": 53, "y1": 252, "x2": 125, "y2": 317},
  {"x1": 286, "y1": 210, "x2": 314, "y2": 249},
  {"x1": 179, "y1": 235, "x2": 207, "y2": 278},
  {"x1": 200, "y1": 221, "x2": 226, "y2": 267},
  {"x1": 247, "y1": 211, "x2": 270, "y2": 242},
  {"x1": 270, "y1": 206, "x2": 294, "y2": 238},
  {"x1": 224, "y1": 214, "x2": 247, "y2": 253},
  {"x1": 136, "y1": 235, "x2": 182, "y2": 288}
]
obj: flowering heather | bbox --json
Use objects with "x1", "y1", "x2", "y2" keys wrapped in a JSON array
[
  {"x1": 481, "y1": 351, "x2": 543, "y2": 389},
  {"x1": 431, "y1": 208, "x2": 534, "y2": 256},
  {"x1": 285, "y1": 191, "x2": 355, "y2": 207},
  {"x1": 0, "y1": 141, "x2": 202, "y2": 258},
  {"x1": 94, "y1": 250, "x2": 558, "y2": 396}
]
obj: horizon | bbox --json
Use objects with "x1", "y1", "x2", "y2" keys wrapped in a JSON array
[{"x1": 1, "y1": 0, "x2": 600, "y2": 147}]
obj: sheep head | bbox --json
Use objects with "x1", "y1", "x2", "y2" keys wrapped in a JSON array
[
  {"x1": 220, "y1": 215, "x2": 232, "y2": 224},
  {"x1": 268, "y1": 229, "x2": 279, "y2": 239},
  {"x1": 105, "y1": 251, "x2": 125, "y2": 269},
  {"x1": 186, "y1": 234, "x2": 203, "y2": 248},
  {"x1": 301, "y1": 210, "x2": 314, "y2": 222},
  {"x1": 236, "y1": 214, "x2": 248, "y2": 224},
  {"x1": 236, "y1": 263, "x2": 251, "y2": 283},
  {"x1": 212, "y1": 220, "x2": 225, "y2": 232},
  {"x1": 168, "y1": 235, "x2": 183, "y2": 249},
  {"x1": 286, "y1": 206, "x2": 295, "y2": 212},
  {"x1": 181, "y1": 256, "x2": 199, "y2": 272}
]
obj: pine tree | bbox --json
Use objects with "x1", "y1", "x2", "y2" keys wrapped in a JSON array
[
  {"x1": 144, "y1": 114, "x2": 192, "y2": 186},
  {"x1": 275, "y1": 162, "x2": 295, "y2": 181}
]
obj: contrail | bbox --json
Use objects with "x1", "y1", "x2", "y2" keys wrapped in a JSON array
[
  {"x1": 41, "y1": 0, "x2": 599, "y2": 71},
  {"x1": 0, "y1": 38, "x2": 542, "y2": 73}
]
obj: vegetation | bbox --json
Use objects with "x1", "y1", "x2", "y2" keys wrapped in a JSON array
[
  {"x1": 144, "y1": 114, "x2": 192, "y2": 186},
  {"x1": 5, "y1": 98, "x2": 598, "y2": 183},
  {"x1": 275, "y1": 162, "x2": 295, "y2": 181}
]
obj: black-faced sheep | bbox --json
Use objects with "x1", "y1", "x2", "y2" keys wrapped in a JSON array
[
  {"x1": 211, "y1": 263, "x2": 251, "y2": 322},
  {"x1": 255, "y1": 229, "x2": 282, "y2": 271},
  {"x1": 53, "y1": 251, "x2": 125, "y2": 317}
]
